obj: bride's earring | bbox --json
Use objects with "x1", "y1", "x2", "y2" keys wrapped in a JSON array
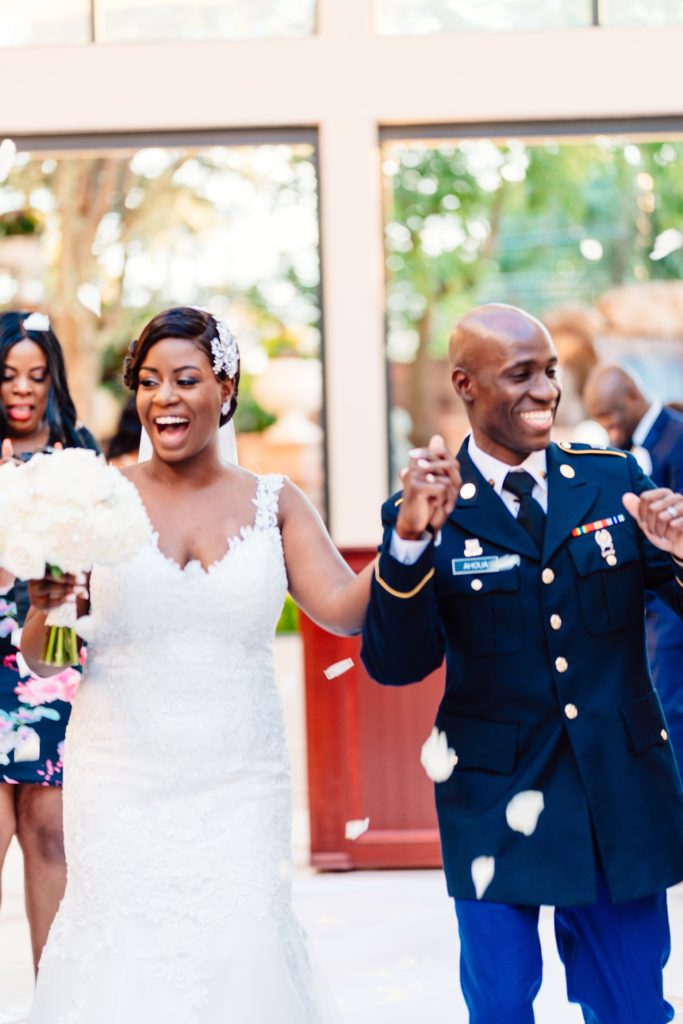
[{"x1": 221, "y1": 401, "x2": 230, "y2": 416}]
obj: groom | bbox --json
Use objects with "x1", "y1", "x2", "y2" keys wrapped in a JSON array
[{"x1": 361, "y1": 303, "x2": 683, "y2": 1023}]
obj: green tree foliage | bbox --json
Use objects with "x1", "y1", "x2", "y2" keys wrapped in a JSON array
[{"x1": 385, "y1": 138, "x2": 683, "y2": 443}]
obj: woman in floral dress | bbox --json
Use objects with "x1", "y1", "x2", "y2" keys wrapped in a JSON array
[{"x1": 0, "y1": 311, "x2": 98, "y2": 972}]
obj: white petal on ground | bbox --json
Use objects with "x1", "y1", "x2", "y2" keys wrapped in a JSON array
[
  {"x1": 0, "y1": 139, "x2": 17, "y2": 183},
  {"x1": 505, "y1": 790, "x2": 545, "y2": 837},
  {"x1": 471, "y1": 856, "x2": 495, "y2": 899},
  {"x1": 420, "y1": 727, "x2": 458, "y2": 782},
  {"x1": 345, "y1": 817, "x2": 370, "y2": 841},
  {"x1": 323, "y1": 657, "x2": 354, "y2": 680},
  {"x1": 76, "y1": 283, "x2": 102, "y2": 318}
]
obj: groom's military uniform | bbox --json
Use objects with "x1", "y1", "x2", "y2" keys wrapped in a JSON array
[{"x1": 361, "y1": 440, "x2": 683, "y2": 908}]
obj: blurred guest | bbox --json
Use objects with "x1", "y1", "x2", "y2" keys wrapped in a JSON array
[
  {"x1": 107, "y1": 394, "x2": 141, "y2": 468},
  {"x1": 584, "y1": 363, "x2": 683, "y2": 770},
  {"x1": 0, "y1": 311, "x2": 99, "y2": 973}
]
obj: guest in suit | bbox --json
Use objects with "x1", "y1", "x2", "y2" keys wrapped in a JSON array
[
  {"x1": 584, "y1": 364, "x2": 683, "y2": 771},
  {"x1": 362, "y1": 304, "x2": 683, "y2": 1024}
]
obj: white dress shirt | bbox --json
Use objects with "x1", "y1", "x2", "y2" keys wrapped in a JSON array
[
  {"x1": 632, "y1": 401, "x2": 663, "y2": 447},
  {"x1": 390, "y1": 435, "x2": 548, "y2": 564}
]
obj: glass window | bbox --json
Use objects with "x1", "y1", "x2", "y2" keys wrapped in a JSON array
[
  {"x1": 97, "y1": 0, "x2": 316, "y2": 42},
  {"x1": 382, "y1": 134, "x2": 683, "y2": 483},
  {"x1": 603, "y1": 0, "x2": 683, "y2": 25},
  {"x1": 0, "y1": 139, "x2": 325, "y2": 513},
  {"x1": 0, "y1": 0, "x2": 91, "y2": 46},
  {"x1": 375, "y1": 0, "x2": 591, "y2": 35}
]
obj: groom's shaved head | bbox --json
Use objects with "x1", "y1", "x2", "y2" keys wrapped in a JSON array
[
  {"x1": 448, "y1": 302, "x2": 560, "y2": 463},
  {"x1": 448, "y1": 304, "x2": 549, "y2": 375}
]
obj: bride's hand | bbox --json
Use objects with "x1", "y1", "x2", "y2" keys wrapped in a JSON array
[{"x1": 28, "y1": 572, "x2": 80, "y2": 612}]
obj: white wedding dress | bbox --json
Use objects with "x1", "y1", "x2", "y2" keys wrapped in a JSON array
[{"x1": 29, "y1": 475, "x2": 340, "y2": 1024}]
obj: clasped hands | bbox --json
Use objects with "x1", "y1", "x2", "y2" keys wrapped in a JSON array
[
  {"x1": 623, "y1": 488, "x2": 683, "y2": 562},
  {"x1": 396, "y1": 435, "x2": 462, "y2": 541}
]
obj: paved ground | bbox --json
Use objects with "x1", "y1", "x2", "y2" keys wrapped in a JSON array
[{"x1": 2, "y1": 838, "x2": 682, "y2": 1023}]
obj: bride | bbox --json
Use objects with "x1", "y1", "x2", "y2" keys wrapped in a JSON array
[{"x1": 21, "y1": 306, "x2": 373, "y2": 1023}]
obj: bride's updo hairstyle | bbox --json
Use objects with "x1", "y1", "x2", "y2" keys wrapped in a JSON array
[{"x1": 124, "y1": 306, "x2": 241, "y2": 425}]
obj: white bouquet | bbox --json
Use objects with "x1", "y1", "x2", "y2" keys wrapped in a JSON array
[{"x1": 0, "y1": 448, "x2": 150, "y2": 666}]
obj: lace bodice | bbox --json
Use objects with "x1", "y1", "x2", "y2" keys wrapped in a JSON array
[{"x1": 29, "y1": 474, "x2": 340, "y2": 1024}]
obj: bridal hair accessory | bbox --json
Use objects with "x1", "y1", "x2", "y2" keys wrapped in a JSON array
[
  {"x1": 23, "y1": 312, "x2": 51, "y2": 333},
  {"x1": 221, "y1": 400, "x2": 230, "y2": 416},
  {"x1": 210, "y1": 318, "x2": 239, "y2": 381}
]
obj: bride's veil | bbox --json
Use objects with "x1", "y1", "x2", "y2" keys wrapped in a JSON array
[{"x1": 137, "y1": 421, "x2": 239, "y2": 464}]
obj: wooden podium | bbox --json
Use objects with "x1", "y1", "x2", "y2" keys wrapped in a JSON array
[{"x1": 301, "y1": 549, "x2": 445, "y2": 870}]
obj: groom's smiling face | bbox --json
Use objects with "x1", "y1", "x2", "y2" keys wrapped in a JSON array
[{"x1": 137, "y1": 337, "x2": 233, "y2": 462}]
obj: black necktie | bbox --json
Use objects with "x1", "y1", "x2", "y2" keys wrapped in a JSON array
[{"x1": 503, "y1": 470, "x2": 545, "y2": 549}]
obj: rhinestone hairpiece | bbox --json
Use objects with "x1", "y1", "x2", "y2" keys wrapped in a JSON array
[
  {"x1": 211, "y1": 319, "x2": 239, "y2": 380},
  {"x1": 23, "y1": 312, "x2": 51, "y2": 332}
]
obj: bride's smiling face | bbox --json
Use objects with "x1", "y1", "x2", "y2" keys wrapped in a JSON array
[{"x1": 136, "y1": 337, "x2": 234, "y2": 462}]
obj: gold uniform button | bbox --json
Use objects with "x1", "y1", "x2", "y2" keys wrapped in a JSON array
[
  {"x1": 470, "y1": 578, "x2": 483, "y2": 592},
  {"x1": 606, "y1": 555, "x2": 617, "y2": 567},
  {"x1": 560, "y1": 464, "x2": 576, "y2": 479},
  {"x1": 550, "y1": 614, "x2": 562, "y2": 630},
  {"x1": 555, "y1": 656, "x2": 569, "y2": 673},
  {"x1": 542, "y1": 568, "x2": 555, "y2": 585},
  {"x1": 460, "y1": 482, "x2": 477, "y2": 500},
  {"x1": 564, "y1": 703, "x2": 578, "y2": 720},
  {"x1": 661, "y1": 729, "x2": 669, "y2": 742}
]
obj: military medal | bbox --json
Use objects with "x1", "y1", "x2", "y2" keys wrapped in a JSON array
[
  {"x1": 571, "y1": 514, "x2": 625, "y2": 537},
  {"x1": 595, "y1": 528, "x2": 618, "y2": 567}
]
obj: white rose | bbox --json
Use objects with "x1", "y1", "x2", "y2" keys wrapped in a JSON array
[
  {"x1": 46, "y1": 517, "x2": 95, "y2": 575},
  {"x1": 1, "y1": 533, "x2": 46, "y2": 580}
]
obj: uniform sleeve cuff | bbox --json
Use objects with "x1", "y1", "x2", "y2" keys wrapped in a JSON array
[
  {"x1": 389, "y1": 529, "x2": 432, "y2": 565},
  {"x1": 375, "y1": 535, "x2": 436, "y2": 599}
]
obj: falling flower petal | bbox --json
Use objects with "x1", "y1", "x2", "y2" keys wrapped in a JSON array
[
  {"x1": 420, "y1": 727, "x2": 458, "y2": 782},
  {"x1": 345, "y1": 817, "x2": 370, "y2": 841},
  {"x1": 506, "y1": 790, "x2": 545, "y2": 837},
  {"x1": 76, "y1": 283, "x2": 102, "y2": 318},
  {"x1": 471, "y1": 856, "x2": 495, "y2": 899},
  {"x1": 23, "y1": 312, "x2": 50, "y2": 333},
  {"x1": 649, "y1": 228, "x2": 683, "y2": 261},
  {"x1": 324, "y1": 657, "x2": 354, "y2": 680},
  {"x1": 0, "y1": 139, "x2": 17, "y2": 183}
]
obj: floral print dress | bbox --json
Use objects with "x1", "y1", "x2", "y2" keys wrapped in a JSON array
[{"x1": 0, "y1": 580, "x2": 83, "y2": 785}]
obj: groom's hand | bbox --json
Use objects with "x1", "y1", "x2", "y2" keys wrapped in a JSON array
[
  {"x1": 623, "y1": 488, "x2": 683, "y2": 561},
  {"x1": 396, "y1": 435, "x2": 461, "y2": 540}
]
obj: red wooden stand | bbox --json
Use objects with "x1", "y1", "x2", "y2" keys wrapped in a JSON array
[{"x1": 301, "y1": 548, "x2": 445, "y2": 870}]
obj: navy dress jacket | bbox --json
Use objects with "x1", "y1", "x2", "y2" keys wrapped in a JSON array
[{"x1": 361, "y1": 440, "x2": 683, "y2": 907}]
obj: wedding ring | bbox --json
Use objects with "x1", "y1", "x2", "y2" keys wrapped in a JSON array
[{"x1": 666, "y1": 505, "x2": 679, "y2": 519}]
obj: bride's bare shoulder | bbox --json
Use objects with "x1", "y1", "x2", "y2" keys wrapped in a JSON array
[{"x1": 116, "y1": 463, "x2": 146, "y2": 483}]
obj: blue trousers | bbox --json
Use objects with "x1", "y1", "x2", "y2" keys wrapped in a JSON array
[{"x1": 455, "y1": 872, "x2": 674, "y2": 1024}]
